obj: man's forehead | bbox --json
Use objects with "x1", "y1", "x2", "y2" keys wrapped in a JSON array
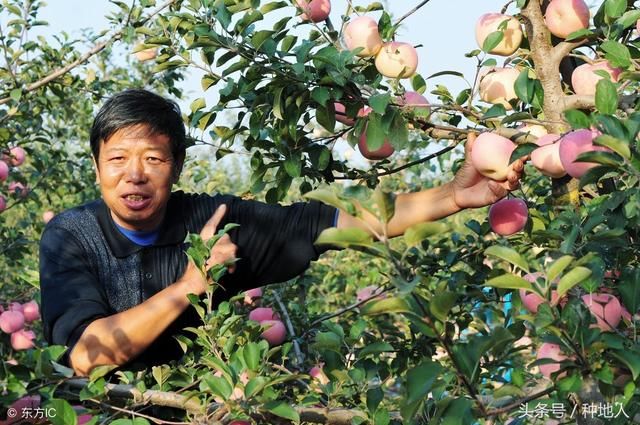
[{"x1": 102, "y1": 124, "x2": 171, "y2": 148}]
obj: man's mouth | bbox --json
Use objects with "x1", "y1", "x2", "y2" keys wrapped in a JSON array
[{"x1": 124, "y1": 194, "x2": 147, "y2": 201}]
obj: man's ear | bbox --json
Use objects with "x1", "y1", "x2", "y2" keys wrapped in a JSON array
[{"x1": 92, "y1": 157, "x2": 101, "y2": 185}]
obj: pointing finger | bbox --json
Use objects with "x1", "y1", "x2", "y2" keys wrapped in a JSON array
[{"x1": 201, "y1": 204, "x2": 227, "y2": 240}]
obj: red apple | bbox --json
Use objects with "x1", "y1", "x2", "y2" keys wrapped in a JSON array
[
  {"x1": 558, "y1": 129, "x2": 608, "y2": 178},
  {"x1": 374, "y1": 42, "x2": 418, "y2": 79},
  {"x1": 8, "y1": 302, "x2": 23, "y2": 312},
  {"x1": 295, "y1": 0, "x2": 331, "y2": 23},
  {"x1": 22, "y1": 301, "x2": 40, "y2": 322},
  {"x1": 0, "y1": 195, "x2": 6, "y2": 213},
  {"x1": 334, "y1": 103, "x2": 367, "y2": 126},
  {"x1": 478, "y1": 67, "x2": 520, "y2": 110},
  {"x1": 488, "y1": 198, "x2": 528, "y2": 236},
  {"x1": 544, "y1": 0, "x2": 590, "y2": 39},
  {"x1": 637, "y1": 18, "x2": 640, "y2": 33},
  {"x1": 7, "y1": 147, "x2": 26, "y2": 166},
  {"x1": 358, "y1": 128, "x2": 394, "y2": 160},
  {"x1": 0, "y1": 310, "x2": 25, "y2": 333},
  {"x1": 398, "y1": 91, "x2": 430, "y2": 118},
  {"x1": 260, "y1": 319, "x2": 286, "y2": 346},
  {"x1": 519, "y1": 288, "x2": 565, "y2": 313},
  {"x1": 8, "y1": 181, "x2": 29, "y2": 198},
  {"x1": 344, "y1": 15, "x2": 382, "y2": 57},
  {"x1": 531, "y1": 134, "x2": 566, "y2": 178},
  {"x1": 228, "y1": 421, "x2": 251, "y2": 425},
  {"x1": 571, "y1": 61, "x2": 622, "y2": 96},
  {"x1": 309, "y1": 365, "x2": 330, "y2": 384},
  {"x1": 243, "y1": 287, "x2": 263, "y2": 305},
  {"x1": 42, "y1": 211, "x2": 55, "y2": 224},
  {"x1": 581, "y1": 293, "x2": 623, "y2": 331},
  {"x1": 11, "y1": 329, "x2": 36, "y2": 350},
  {"x1": 475, "y1": 13, "x2": 523, "y2": 56},
  {"x1": 536, "y1": 342, "x2": 569, "y2": 378},
  {"x1": 470, "y1": 132, "x2": 517, "y2": 181},
  {"x1": 0, "y1": 160, "x2": 8, "y2": 181},
  {"x1": 248, "y1": 307, "x2": 278, "y2": 323}
]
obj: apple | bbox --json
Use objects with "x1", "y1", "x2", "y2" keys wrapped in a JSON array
[
  {"x1": 133, "y1": 45, "x2": 158, "y2": 62},
  {"x1": 8, "y1": 181, "x2": 29, "y2": 198},
  {"x1": 558, "y1": 129, "x2": 609, "y2": 178},
  {"x1": 478, "y1": 67, "x2": 520, "y2": 110},
  {"x1": 8, "y1": 302, "x2": 23, "y2": 312},
  {"x1": 517, "y1": 124, "x2": 548, "y2": 138},
  {"x1": 11, "y1": 329, "x2": 36, "y2": 350},
  {"x1": 398, "y1": 91, "x2": 430, "y2": 117},
  {"x1": 581, "y1": 293, "x2": 624, "y2": 331},
  {"x1": 356, "y1": 285, "x2": 384, "y2": 302},
  {"x1": 228, "y1": 421, "x2": 251, "y2": 425},
  {"x1": 295, "y1": 0, "x2": 331, "y2": 23},
  {"x1": 309, "y1": 365, "x2": 330, "y2": 385},
  {"x1": 536, "y1": 342, "x2": 569, "y2": 378},
  {"x1": 0, "y1": 195, "x2": 6, "y2": 213},
  {"x1": 470, "y1": 132, "x2": 517, "y2": 180},
  {"x1": 571, "y1": 61, "x2": 622, "y2": 96},
  {"x1": 42, "y1": 211, "x2": 55, "y2": 223},
  {"x1": 344, "y1": 16, "x2": 382, "y2": 57},
  {"x1": 0, "y1": 310, "x2": 25, "y2": 333},
  {"x1": 0, "y1": 160, "x2": 8, "y2": 181},
  {"x1": 637, "y1": 18, "x2": 640, "y2": 33},
  {"x1": 358, "y1": 128, "x2": 394, "y2": 160},
  {"x1": 475, "y1": 13, "x2": 523, "y2": 56},
  {"x1": 334, "y1": 103, "x2": 368, "y2": 126},
  {"x1": 488, "y1": 198, "x2": 528, "y2": 236},
  {"x1": 519, "y1": 288, "x2": 565, "y2": 313},
  {"x1": 248, "y1": 307, "x2": 278, "y2": 323},
  {"x1": 374, "y1": 42, "x2": 418, "y2": 79},
  {"x1": 7, "y1": 146, "x2": 26, "y2": 166},
  {"x1": 531, "y1": 134, "x2": 566, "y2": 178},
  {"x1": 544, "y1": 0, "x2": 590, "y2": 39},
  {"x1": 243, "y1": 287, "x2": 263, "y2": 305},
  {"x1": 260, "y1": 319, "x2": 286, "y2": 346},
  {"x1": 22, "y1": 301, "x2": 40, "y2": 322}
]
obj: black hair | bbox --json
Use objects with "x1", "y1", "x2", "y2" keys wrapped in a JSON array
[{"x1": 90, "y1": 89, "x2": 187, "y2": 164}]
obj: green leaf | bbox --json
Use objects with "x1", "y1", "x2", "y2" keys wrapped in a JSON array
[
  {"x1": 251, "y1": 30, "x2": 274, "y2": 50},
  {"x1": 45, "y1": 399, "x2": 77, "y2": 425},
  {"x1": 564, "y1": 109, "x2": 591, "y2": 129},
  {"x1": 10, "y1": 89, "x2": 22, "y2": 102},
  {"x1": 481, "y1": 104, "x2": 507, "y2": 119},
  {"x1": 406, "y1": 360, "x2": 442, "y2": 404},
  {"x1": 557, "y1": 266, "x2": 592, "y2": 297},
  {"x1": 441, "y1": 398, "x2": 473, "y2": 425},
  {"x1": 372, "y1": 187, "x2": 395, "y2": 224},
  {"x1": 484, "y1": 246, "x2": 529, "y2": 272},
  {"x1": 201, "y1": 74, "x2": 220, "y2": 91},
  {"x1": 514, "y1": 69, "x2": 534, "y2": 103},
  {"x1": 546, "y1": 255, "x2": 574, "y2": 284},
  {"x1": 315, "y1": 227, "x2": 373, "y2": 249},
  {"x1": 190, "y1": 97, "x2": 206, "y2": 114},
  {"x1": 89, "y1": 364, "x2": 117, "y2": 382},
  {"x1": 272, "y1": 86, "x2": 284, "y2": 120},
  {"x1": 485, "y1": 274, "x2": 534, "y2": 291},
  {"x1": 311, "y1": 87, "x2": 330, "y2": 107},
  {"x1": 369, "y1": 93, "x2": 391, "y2": 115},
  {"x1": 430, "y1": 292, "x2": 457, "y2": 322},
  {"x1": 593, "y1": 135, "x2": 630, "y2": 160},
  {"x1": 615, "y1": 10, "x2": 640, "y2": 29},
  {"x1": 389, "y1": 112, "x2": 409, "y2": 150},
  {"x1": 404, "y1": 222, "x2": 449, "y2": 247},
  {"x1": 304, "y1": 189, "x2": 351, "y2": 213},
  {"x1": 358, "y1": 341, "x2": 394, "y2": 358},
  {"x1": 600, "y1": 40, "x2": 631, "y2": 68},
  {"x1": 264, "y1": 400, "x2": 300, "y2": 422},
  {"x1": 618, "y1": 268, "x2": 640, "y2": 313},
  {"x1": 243, "y1": 342, "x2": 261, "y2": 371},
  {"x1": 360, "y1": 296, "x2": 413, "y2": 315},
  {"x1": 204, "y1": 374, "x2": 232, "y2": 399},
  {"x1": 482, "y1": 31, "x2": 504, "y2": 52},
  {"x1": 313, "y1": 331, "x2": 342, "y2": 351},
  {"x1": 365, "y1": 113, "x2": 385, "y2": 151},
  {"x1": 283, "y1": 153, "x2": 302, "y2": 178},
  {"x1": 426, "y1": 70, "x2": 464, "y2": 79},
  {"x1": 411, "y1": 73, "x2": 426, "y2": 94},
  {"x1": 595, "y1": 79, "x2": 618, "y2": 115},
  {"x1": 611, "y1": 349, "x2": 640, "y2": 380},
  {"x1": 605, "y1": 0, "x2": 626, "y2": 19},
  {"x1": 509, "y1": 143, "x2": 538, "y2": 164}
]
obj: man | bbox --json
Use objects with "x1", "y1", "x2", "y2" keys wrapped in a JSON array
[{"x1": 40, "y1": 89, "x2": 523, "y2": 376}]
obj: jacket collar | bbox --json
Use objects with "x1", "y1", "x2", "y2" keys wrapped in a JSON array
[{"x1": 95, "y1": 192, "x2": 187, "y2": 258}]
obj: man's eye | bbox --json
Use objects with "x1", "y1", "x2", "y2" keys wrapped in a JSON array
[
  {"x1": 147, "y1": 157, "x2": 162, "y2": 163},
  {"x1": 110, "y1": 157, "x2": 125, "y2": 161}
]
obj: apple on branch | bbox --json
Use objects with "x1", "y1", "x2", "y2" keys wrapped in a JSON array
[
  {"x1": 544, "y1": 0, "x2": 590, "y2": 39},
  {"x1": 558, "y1": 129, "x2": 609, "y2": 178},
  {"x1": 374, "y1": 42, "x2": 418, "y2": 79},
  {"x1": 295, "y1": 0, "x2": 331, "y2": 23},
  {"x1": 470, "y1": 132, "x2": 517, "y2": 181},
  {"x1": 488, "y1": 198, "x2": 528, "y2": 236},
  {"x1": 343, "y1": 16, "x2": 382, "y2": 57},
  {"x1": 475, "y1": 13, "x2": 523, "y2": 56},
  {"x1": 531, "y1": 134, "x2": 566, "y2": 178},
  {"x1": 478, "y1": 67, "x2": 520, "y2": 110},
  {"x1": 571, "y1": 61, "x2": 622, "y2": 96}
]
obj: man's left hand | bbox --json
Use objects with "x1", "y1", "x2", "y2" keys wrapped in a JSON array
[{"x1": 451, "y1": 132, "x2": 526, "y2": 210}]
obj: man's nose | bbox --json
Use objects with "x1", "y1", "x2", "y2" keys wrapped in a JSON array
[{"x1": 125, "y1": 158, "x2": 147, "y2": 183}]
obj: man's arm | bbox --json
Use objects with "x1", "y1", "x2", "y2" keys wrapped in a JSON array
[
  {"x1": 337, "y1": 133, "x2": 525, "y2": 237},
  {"x1": 68, "y1": 205, "x2": 235, "y2": 376}
]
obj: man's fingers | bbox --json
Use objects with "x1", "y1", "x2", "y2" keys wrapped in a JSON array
[{"x1": 201, "y1": 204, "x2": 227, "y2": 240}]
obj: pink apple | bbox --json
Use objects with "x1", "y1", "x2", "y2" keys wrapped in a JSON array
[
  {"x1": 479, "y1": 67, "x2": 520, "y2": 110},
  {"x1": 0, "y1": 195, "x2": 6, "y2": 213},
  {"x1": 571, "y1": 61, "x2": 622, "y2": 96},
  {"x1": 22, "y1": 301, "x2": 40, "y2": 322},
  {"x1": 0, "y1": 160, "x2": 8, "y2": 181},
  {"x1": 531, "y1": 134, "x2": 566, "y2": 178},
  {"x1": 11, "y1": 329, "x2": 36, "y2": 350},
  {"x1": 77, "y1": 414, "x2": 94, "y2": 425},
  {"x1": 356, "y1": 285, "x2": 384, "y2": 302},
  {"x1": 295, "y1": 0, "x2": 331, "y2": 23},
  {"x1": 488, "y1": 198, "x2": 528, "y2": 236},
  {"x1": 0, "y1": 310, "x2": 25, "y2": 333},
  {"x1": 42, "y1": 211, "x2": 55, "y2": 223},
  {"x1": 8, "y1": 302, "x2": 23, "y2": 312},
  {"x1": 260, "y1": 319, "x2": 287, "y2": 346},
  {"x1": 344, "y1": 16, "x2": 382, "y2": 57},
  {"x1": 581, "y1": 293, "x2": 623, "y2": 331},
  {"x1": 637, "y1": 18, "x2": 640, "y2": 33},
  {"x1": 8, "y1": 181, "x2": 29, "y2": 198},
  {"x1": 334, "y1": 103, "x2": 368, "y2": 126},
  {"x1": 519, "y1": 288, "x2": 565, "y2": 313},
  {"x1": 536, "y1": 342, "x2": 569, "y2": 378},
  {"x1": 398, "y1": 91, "x2": 430, "y2": 117},
  {"x1": 228, "y1": 421, "x2": 251, "y2": 425},
  {"x1": 544, "y1": 0, "x2": 590, "y2": 39},
  {"x1": 470, "y1": 132, "x2": 517, "y2": 181},
  {"x1": 309, "y1": 365, "x2": 330, "y2": 384},
  {"x1": 475, "y1": 13, "x2": 523, "y2": 56},
  {"x1": 358, "y1": 127, "x2": 394, "y2": 160},
  {"x1": 248, "y1": 307, "x2": 278, "y2": 323},
  {"x1": 243, "y1": 287, "x2": 263, "y2": 305},
  {"x1": 558, "y1": 129, "x2": 609, "y2": 178},
  {"x1": 374, "y1": 42, "x2": 418, "y2": 79},
  {"x1": 7, "y1": 146, "x2": 26, "y2": 166}
]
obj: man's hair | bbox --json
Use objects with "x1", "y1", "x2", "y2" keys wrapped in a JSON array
[{"x1": 90, "y1": 89, "x2": 187, "y2": 163}]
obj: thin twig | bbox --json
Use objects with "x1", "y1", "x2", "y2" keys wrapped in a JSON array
[
  {"x1": 273, "y1": 289, "x2": 305, "y2": 366},
  {"x1": 394, "y1": 0, "x2": 432, "y2": 26}
]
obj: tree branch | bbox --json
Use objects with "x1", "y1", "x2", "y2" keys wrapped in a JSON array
[{"x1": 394, "y1": 0, "x2": 432, "y2": 26}]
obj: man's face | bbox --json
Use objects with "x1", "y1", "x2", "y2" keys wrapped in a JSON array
[{"x1": 94, "y1": 124, "x2": 180, "y2": 231}]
